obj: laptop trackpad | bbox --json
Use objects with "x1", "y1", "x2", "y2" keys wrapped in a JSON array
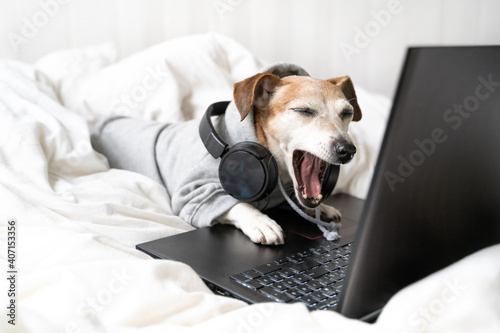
[
  {"x1": 264, "y1": 194, "x2": 363, "y2": 240},
  {"x1": 265, "y1": 206, "x2": 324, "y2": 239}
]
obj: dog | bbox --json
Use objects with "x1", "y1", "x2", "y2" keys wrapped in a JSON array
[
  {"x1": 218, "y1": 69, "x2": 361, "y2": 245},
  {"x1": 91, "y1": 63, "x2": 361, "y2": 246}
]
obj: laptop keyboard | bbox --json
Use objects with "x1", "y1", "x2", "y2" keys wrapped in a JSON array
[{"x1": 230, "y1": 242, "x2": 353, "y2": 311}]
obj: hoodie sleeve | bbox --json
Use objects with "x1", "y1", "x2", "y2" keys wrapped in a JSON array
[
  {"x1": 169, "y1": 155, "x2": 240, "y2": 228},
  {"x1": 155, "y1": 120, "x2": 241, "y2": 228}
]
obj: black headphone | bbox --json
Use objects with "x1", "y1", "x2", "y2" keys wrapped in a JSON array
[{"x1": 199, "y1": 101, "x2": 340, "y2": 203}]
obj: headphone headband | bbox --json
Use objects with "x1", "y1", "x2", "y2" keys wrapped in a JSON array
[{"x1": 199, "y1": 101, "x2": 230, "y2": 159}]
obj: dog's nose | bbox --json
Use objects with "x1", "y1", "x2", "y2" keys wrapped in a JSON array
[{"x1": 334, "y1": 141, "x2": 356, "y2": 163}]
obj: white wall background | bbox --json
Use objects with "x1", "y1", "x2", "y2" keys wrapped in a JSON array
[{"x1": 1, "y1": 0, "x2": 499, "y2": 97}]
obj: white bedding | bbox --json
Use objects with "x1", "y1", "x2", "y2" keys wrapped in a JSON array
[{"x1": 1, "y1": 33, "x2": 498, "y2": 332}]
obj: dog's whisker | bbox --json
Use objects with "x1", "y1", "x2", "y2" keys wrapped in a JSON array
[
  {"x1": 283, "y1": 183, "x2": 295, "y2": 196},
  {"x1": 297, "y1": 153, "x2": 306, "y2": 166}
]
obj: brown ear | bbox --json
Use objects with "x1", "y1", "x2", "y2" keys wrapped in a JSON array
[
  {"x1": 329, "y1": 76, "x2": 362, "y2": 122},
  {"x1": 233, "y1": 72, "x2": 281, "y2": 121}
]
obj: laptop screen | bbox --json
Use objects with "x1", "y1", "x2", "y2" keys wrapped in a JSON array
[{"x1": 340, "y1": 46, "x2": 500, "y2": 319}]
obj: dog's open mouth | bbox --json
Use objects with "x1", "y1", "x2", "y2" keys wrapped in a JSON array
[{"x1": 292, "y1": 150, "x2": 328, "y2": 208}]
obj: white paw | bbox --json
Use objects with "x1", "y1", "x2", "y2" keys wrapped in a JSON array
[
  {"x1": 219, "y1": 203, "x2": 285, "y2": 245},
  {"x1": 319, "y1": 204, "x2": 342, "y2": 223},
  {"x1": 238, "y1": 214, "x2": 285, "y2": 245}
]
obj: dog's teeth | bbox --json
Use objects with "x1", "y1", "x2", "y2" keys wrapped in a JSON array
[{"x1": 302, "y1": 193, "x2": 323, "y2": 203}]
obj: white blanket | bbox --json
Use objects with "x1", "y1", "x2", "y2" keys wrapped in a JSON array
[{"x1": 1, "y1": 33, "x2": 498, "y2": 332}]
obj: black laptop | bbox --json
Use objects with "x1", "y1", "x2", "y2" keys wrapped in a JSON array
[{"x1": 137, "y1": 46, "x2": 500, "y2": 321}]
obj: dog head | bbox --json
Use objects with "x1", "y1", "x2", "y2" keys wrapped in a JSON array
[{"x1": 233, "y1": 72, "x2": 361, "y2": 208}]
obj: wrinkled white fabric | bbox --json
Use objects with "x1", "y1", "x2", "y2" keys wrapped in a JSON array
[{"x1": 0, "y1": 33, "x2": 496, "y2": 333}]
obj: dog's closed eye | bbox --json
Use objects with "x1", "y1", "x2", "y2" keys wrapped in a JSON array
[
  {"x1": 292, "y1": 108, "x2": 317, "y2": 117},
  {"x1": 340, "y1": 108, "x2": 354, "y2": 119}
]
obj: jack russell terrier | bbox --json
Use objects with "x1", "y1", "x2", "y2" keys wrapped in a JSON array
[{"x1": 91, "y1": 63, "x2": 361, "y2": 245}]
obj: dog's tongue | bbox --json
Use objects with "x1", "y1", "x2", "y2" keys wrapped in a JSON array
[{"x1": 300, "y1": 152, "x2": 322, "y2": 198}]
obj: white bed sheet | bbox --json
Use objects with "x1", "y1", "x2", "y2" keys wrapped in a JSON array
[{"x1": 0, "y1": 33, "x2": 498, "y2": 332}]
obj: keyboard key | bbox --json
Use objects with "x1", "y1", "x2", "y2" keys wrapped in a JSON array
[
  {"x1": 271, "y1": 282, "x2": 289, "y2": 292},
  {"x1": 242, "y1": 269, "x2": 261, "y2": 279},
  {"x1": 297, "y1": 284, "x2": 315, "y2": 295},
  {"x1": 286, "y1": 254, "x2": 305, "y2": 263},
  {"x1": 256, "y1": 276, "x2": 274, "y2": 286},
  {"x1": 277, "y1": 293, "x2": 293, "y2": 303},
  {"x1": 241, "y1": 279, "x2": 264, "y2": 290},
  {"x1": 328, "y1": 270, "x2": 344, "y2": 281},
  {"x1": 297, "y1": 250, "x2": 312, "y2": 257},
  {"x1": 309, "y1": 254, "x2": 324, "y2": 263},
  {"x1": 307, "y1": 281, "x2": 323, "y2": 290},
  {"x1": 335, "y1": 258, "x2": 349, "y2": 267},
  {"x1": 323, "y1": 262, "x2": 338, "y2": 272},
  {"x1": 268, "y1": 273, "x2": 283, "y2": 282},
  {"x1": 310, "y1": 290, "x2": 328, "y2": 302},
  {"x1": 260, "y1": 286, "x2": 293, "y2": 303},
  {"x1": 230, "y1": 273, "x2": 250, "y2": 283},
  {"x1": 274, "y1": 258, "x2": 289, "y2": 265},
  {"x1": 337, "y1": 246, "x2": 351, "y2": 257},
  {"x1": 254, "y1": 262, "x2": 281, "y2": 275},
  {"x1": 289, "y1": 258, "x2": 320, "y2": 273},
  {"x1": 315, "y1": 299, "x2": 338, "y2": 310},
  {"x1": 309, "y1": 247, "x2": 328, "y2": 255},
  {"x1": 306, "y1": 267, "x2": 329, "y2": 279},
  {"x1": 326, "y1": 252, "x2": 342, "y2": 261},
  {"x1": 293, "y1": 274, "x2": 311, "y2": 284},
  {"x1": 300, "y1": 295, "x2": 317, "y2": 306},
  {"x1": 279, "y1": 268, "x2": 295, "y2": 278},
  {"x1": 312, "y1": 253, "x2": 336, "y2": 264},
  {"x1": 283, "y1": 279, "x2": 299, "y2": 288},
  {"x1": 316, "y1": 275, "x2": 336, "y2": 286},
  {"x1": 327, "y1": 275, "x2": 343, "y2": 286},
  {"x1": 317, "y1": 300, "x2": 331, "y2": 310},
  {"x1": 328, "y1": 301, "x2": 339, "y2": 310},
  {"x1": 285, "y1": 288, "x2": 302, "y2": 299},
  {"x1": 320, "y1": 286, "x2": 338, "y2": 298},
  {"x1": 306, "y1": 303, "x2": 319, "y2": 310}
]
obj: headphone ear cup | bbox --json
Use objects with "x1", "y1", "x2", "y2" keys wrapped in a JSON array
[{"x1": 218, "y1": 142, "x2": 278, "y2": 202}]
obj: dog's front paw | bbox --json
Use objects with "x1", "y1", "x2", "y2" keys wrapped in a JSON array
[
  {"x1": 319, "y1": 204, "x2": 342, "y2": 223},
  {"x1": 219, "y1": 203, "x2": 285, "y2": 245},
  {"x1": 238, "y1": 215, "x2": 285, "y2": 245}
]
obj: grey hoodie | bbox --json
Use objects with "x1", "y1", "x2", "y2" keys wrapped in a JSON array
[{"x1": 91, "y1": 63, "x2": 309, "y2": 228}]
